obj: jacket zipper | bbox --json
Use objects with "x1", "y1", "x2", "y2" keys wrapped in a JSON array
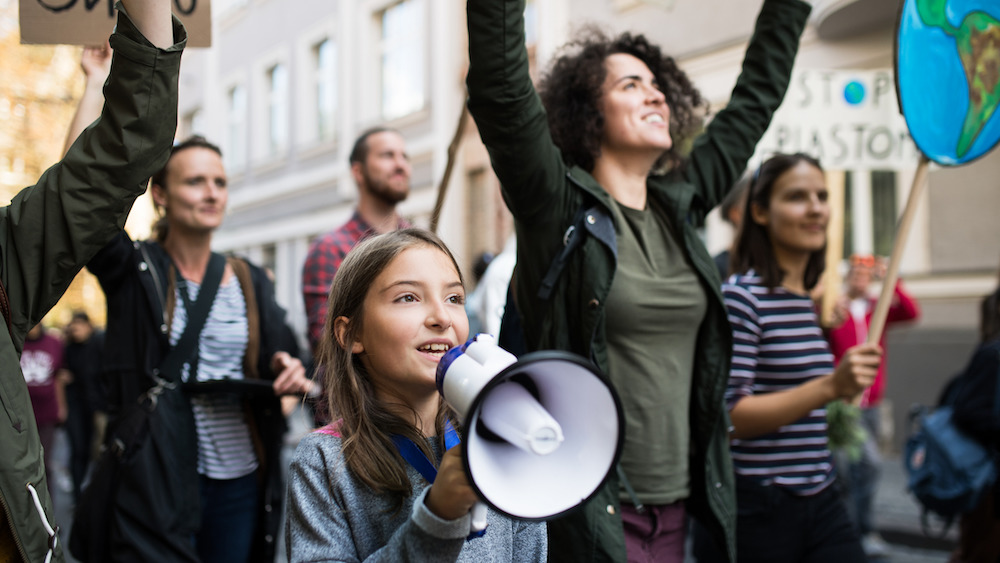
[{"x1": 0, "y1": 487, "x2": 30, "y2": 563}]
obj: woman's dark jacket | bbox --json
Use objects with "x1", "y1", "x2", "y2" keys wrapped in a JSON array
[
  {"x1": 466, "y1": 0, "x2": 809, "y2": 561},
  {"x1": 0, "y1": 10, "x2": 185, "y2": 562},
  {"x1": 89, "y1": 232, "x2": 292, "y2": 562},
  {"x1": 953, "y1": 340, "x2": 1000, "y2": 451}
]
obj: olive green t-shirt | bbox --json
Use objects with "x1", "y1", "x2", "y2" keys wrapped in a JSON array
[{"x1": 604, "y1": 199, "x2": 707, "y2": 505}]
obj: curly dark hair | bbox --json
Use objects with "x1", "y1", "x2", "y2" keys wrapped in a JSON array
[{"x1": 537, "y1": 28, "x2": 706, "y2": 173}]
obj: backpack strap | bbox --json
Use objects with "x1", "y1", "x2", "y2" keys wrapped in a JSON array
[
  {"x1": 498, "y1": 199, "x2": 596, "y2": 355},
  {"x1": 228, "y1": 256, "x2": 260, "y2": 380},
  {"x1": 537, "y1": 203, "x2": 593, "y2": 301},
  {"x1": 158, "y1": 252, "x2": 226, "y2": 382}
]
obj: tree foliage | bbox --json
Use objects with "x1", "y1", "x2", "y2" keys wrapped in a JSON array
[{"x1": 0, "y1": 1, "x2": 107, "y2": 327}]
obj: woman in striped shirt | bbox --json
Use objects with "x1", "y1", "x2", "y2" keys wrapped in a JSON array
[{"x1": 695, "y1": 153, "x2": 883, "y2": 562}]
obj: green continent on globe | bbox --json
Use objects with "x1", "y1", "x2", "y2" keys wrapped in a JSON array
[
  {"x1": 916, "y1": 0, "x2": 958, "y2": 34},
  {"x1": 914, "y1": 0, "x2": 1000, "y2": 159},
  {"x1": 955, "y1": 12, "x2": 1000, "y2": 158}
]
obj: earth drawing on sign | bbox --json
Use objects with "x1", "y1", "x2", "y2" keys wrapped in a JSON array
[{"x1": 898, "y1": 0, "x2": 1000, "y2": 165}]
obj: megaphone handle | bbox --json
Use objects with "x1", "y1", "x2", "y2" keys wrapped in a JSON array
[{"x1": 470, "y1": 502, "x2": 488, "y2": 533}]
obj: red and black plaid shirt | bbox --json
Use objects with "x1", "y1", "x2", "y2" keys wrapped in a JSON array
[{"x1": 301, "y1": 211, "x2": 409, "y2": 353}]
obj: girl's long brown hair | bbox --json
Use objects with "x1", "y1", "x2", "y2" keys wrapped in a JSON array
[{"x1": 317, "y1": 228, "x2": 464, "y2": 509}]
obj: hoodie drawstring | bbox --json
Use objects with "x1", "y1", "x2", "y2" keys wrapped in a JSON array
[{"x1": 26, "y1": 483, "x2": 57, "y2": 563}]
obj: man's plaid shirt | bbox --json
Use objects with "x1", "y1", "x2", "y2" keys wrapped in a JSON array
[{"x1": 301, "y1": 211, "x2": 409, "y2": 352}]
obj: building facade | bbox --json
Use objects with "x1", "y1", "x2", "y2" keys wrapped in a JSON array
[
  {"x1": 181, "y1": 0, "x2": 999, "y2": 449},
  {"x1": 179, "y1": 0, "x2": 480, "y2": 346}
]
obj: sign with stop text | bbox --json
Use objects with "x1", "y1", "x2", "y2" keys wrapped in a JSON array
[
  {"x1": 755, "y1": 69, "x2": 921, "y2": 170},
  {"x1": 19, "y1": 0, "x2": 211, "y2": 47}
]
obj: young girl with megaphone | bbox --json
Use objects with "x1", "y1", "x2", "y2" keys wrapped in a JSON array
[{"x1": 284, "y1": 228, "x2": 547, "y2": 562}]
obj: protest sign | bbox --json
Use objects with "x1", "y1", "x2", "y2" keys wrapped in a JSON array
[
  {"x1": 755, "y1": 69, "x2": 921, "y2": 171},
  {"x1": 20, "y1": 0, "x2": 211, "y2": 47}
]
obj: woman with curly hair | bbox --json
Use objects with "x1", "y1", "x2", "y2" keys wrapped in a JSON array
[{"x1": 466, "y1": 1, "x2": 812, "y2": 561}]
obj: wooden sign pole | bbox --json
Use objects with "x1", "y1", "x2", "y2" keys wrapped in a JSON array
[
  {"x1": 866, "y1": 155, "x2": 929, "y2": 345},
  {"x1": 820, "y1": 169, "x2": 846, "y2": 328},
  {"x1": 854, "y1": 154, "x2": 930, "y2": 405},
  {"x1": 430, "y1": 102, "x2": 469, "y2": 234}
]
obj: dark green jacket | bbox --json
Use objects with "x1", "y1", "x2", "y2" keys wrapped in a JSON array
[
  {"x1": 0, "y1": 9, "x2": 185, "y2": 563},
  {"x1": 466, "y1": 0, "x2": 809, "y2": 561}
]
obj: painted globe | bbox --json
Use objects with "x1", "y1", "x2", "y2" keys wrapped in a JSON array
[{"x1": 897, "y1": 0, "x2": 1000, "y2": 165}]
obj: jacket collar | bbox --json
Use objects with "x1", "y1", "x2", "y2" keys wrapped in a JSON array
[
  {"x1": 567, "y1": 166, "x2": 615, "y2": 211},
  {"x1": 568, "y1": 164, "x2": 696, "y2": 227}
]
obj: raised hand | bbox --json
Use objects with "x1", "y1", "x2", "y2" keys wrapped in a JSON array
[{"x1": 81, "y1": 41, "x2": 112, "y2": 80}]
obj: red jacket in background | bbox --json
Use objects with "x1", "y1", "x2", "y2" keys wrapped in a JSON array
[{"x1": 828, "y1": 282, "x2": 920, "y2": 407}]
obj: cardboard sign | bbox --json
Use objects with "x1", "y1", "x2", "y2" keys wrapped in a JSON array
[
  {"x1": 755, "y1": 69, "x2": 921, "y2": 170},
  {"x1": 19, "y1": 0, "x2": 211, "y2": 47}
]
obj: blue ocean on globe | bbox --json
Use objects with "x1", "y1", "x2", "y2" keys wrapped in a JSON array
[{"x1": 897, "y1": 0, "x2": 1000, "y2": 165}]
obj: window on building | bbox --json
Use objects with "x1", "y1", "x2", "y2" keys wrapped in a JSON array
[
  {"x1": 226, "y1": 84, "x2": 247, "y2": 172},
  {"x1": 524, "y1": 0, "x2": 539, "y2": 79},
  {"x1": 267, "y1": 63, "x2": 289, "y2": 155},
  {"x1": 214, "y1": 0, "x2": 248, "y2": 18},
  {"x1": 870, "y1": 171, "x2": 897, "y2": 257},
  {"x1": 842, "y1": 170, "x2": 898, "y2": 259},
  {"x1": 379, "y1": 0, "x2": 426, "y2": 121},
  {"x1": 182, "y1": 108, "x2": 204, "y2": 139},
  {"x1": 525, "y1": 0, "x2": 538, "y2": 47},
  {"x1": 313, "y1": 39, "x2": 337, "y2": 143},
  {"x1": 843, "y1": 172, "x2": 855, "y2": 258}
]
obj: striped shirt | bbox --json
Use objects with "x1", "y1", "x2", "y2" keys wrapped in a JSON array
[
  {"x1": 723, "y1": 271, "x2": 835, "y2": 495},
  {"x1": 171, "y1": 276, "x2": 258, "y2": 480}
]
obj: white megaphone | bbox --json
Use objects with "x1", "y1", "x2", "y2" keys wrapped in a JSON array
[{"x1": 436, "y1": 334, "x2": 624, "y2": 529}]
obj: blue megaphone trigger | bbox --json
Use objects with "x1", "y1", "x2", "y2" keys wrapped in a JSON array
[{"x1": 436, "y1": 335, "x2": 478, "y2": 394}]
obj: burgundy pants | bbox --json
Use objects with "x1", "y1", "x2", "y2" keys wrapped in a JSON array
[{"x1": 621, "y1": 501, "x2": 686, "y2": 563}]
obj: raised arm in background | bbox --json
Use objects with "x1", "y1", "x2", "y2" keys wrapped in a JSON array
[{"x1": 63, "y1": 43, "x2": 112, "y2": 156}]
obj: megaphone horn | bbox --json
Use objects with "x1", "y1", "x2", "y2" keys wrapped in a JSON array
[{"x1": 436, "y1": 334, "x2": 624, "y2": 523}]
